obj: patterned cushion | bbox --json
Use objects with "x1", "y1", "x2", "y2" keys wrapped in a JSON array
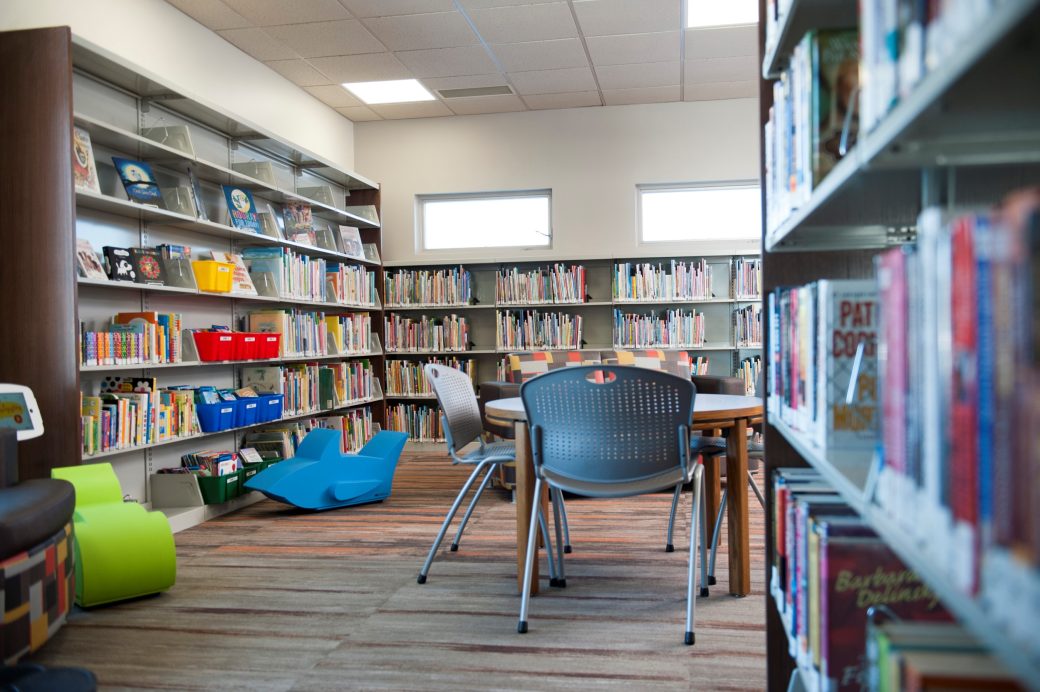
[
  {"x1": 1, "y1": 522, "x2": 75, "y2": 664},
  {"x1": 507, "y1": 350, "x2": 602, "y2": 383},
  {"x1": 611, "y1": 350, "x2": 691, "y2": 379}
]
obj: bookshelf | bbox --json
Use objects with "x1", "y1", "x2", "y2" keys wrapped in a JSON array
[
  {"x1": 0, "y1": 30, "x2": 387, "y2": 530},
  {"x1": 381, "y1": 256, "x2": 762, "y2": 443},
  {"x1": 758, "y1": 1, "x2": 1040, "y2": 689}
]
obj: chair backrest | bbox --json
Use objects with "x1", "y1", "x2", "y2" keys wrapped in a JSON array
[
  {"x1": 521, "y1": 365, "x2": 695, "y2": 496},
  {"x1": 424, "y1": 363, "x2": 483, "y2": 452}
]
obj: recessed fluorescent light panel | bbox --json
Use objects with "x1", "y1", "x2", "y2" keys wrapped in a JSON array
[
  {"x1": 686, "y1": 0, "x2": 758, "y2": 28},
  {"x1": 341, "y1": 79, "x2": 435, "y2": 105}
]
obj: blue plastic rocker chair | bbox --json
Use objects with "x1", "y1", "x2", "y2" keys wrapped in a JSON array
[{"x1": 244, "y1": 429, "x2": 409, "y2": 511}]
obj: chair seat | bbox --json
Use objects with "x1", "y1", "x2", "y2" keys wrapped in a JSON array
[
  {"x1": 459, "y1": 440, "x2": 516, "y2": 464},
  {"x1": 691, "y1": 436, "x2": 726, "y2": 456},
  {"x1": 0, "y1": 479, "x2": 75, "y2": 558}
]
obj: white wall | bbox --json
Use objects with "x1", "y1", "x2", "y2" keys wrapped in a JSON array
[
  {"x1": 355, "y1": 99, "x2": 761, "y2": 264},
  {"x1": 1, "y1": 0, "x2": 356, "y2": 173}
]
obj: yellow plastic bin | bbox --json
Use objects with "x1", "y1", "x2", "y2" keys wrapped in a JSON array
[{"x1": 192, "y1": 260, "x2": 235, "y2": 293}]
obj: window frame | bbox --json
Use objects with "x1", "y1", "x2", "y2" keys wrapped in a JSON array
[
  {"x1": 636, "y1": 180, "x2": 762, "y2": 246},
  {"x1": 416, "y1": 189, "x2": 554, "y2": 254}
]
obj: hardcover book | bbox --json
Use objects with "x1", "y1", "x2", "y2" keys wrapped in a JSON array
[
  {"x1": 338, "y1": 226, "x2": 365, "y2": 261},
  {"x1": 130, "y1": 248, "x2": 167, "y2": 285},
  {"x1": 283, "y1": 202, "x2": 314, "y2": 245},
  {"x1": 76, "y1": 239, "x2": 108, "y2": 280},
  {"x1": 103, "y1": 246, "x2": 137, "y2": 282},
  {"x1": 808, "y1": 29, "x2": 860, "y2": 187},
  {"x1": 222, "y1": 185, "x2": 262, "y2": 234},
  {"x1": 210, "y1": 251, "x2": 258, "y2": 296},
  {"x1": 112, "y1": 157, "x2": 162, "y2": 205},
  {"x1": 72, "y1": 126, "x2": 101, "y2": 194}
]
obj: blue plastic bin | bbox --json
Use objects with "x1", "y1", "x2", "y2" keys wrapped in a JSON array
[
  {"x1": 235, "y1": 398, "x2": 260, "y2": 428},
  {"x1": 197, "y1": 401, "x2": 236, "y2": 432},
  {"x1": 258, "y1": 394, "x2": 284, "y2": 422}
]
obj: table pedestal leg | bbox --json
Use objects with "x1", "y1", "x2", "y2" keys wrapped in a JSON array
[
  {"x1": 515, "y1": 420, "x2": 547, "y2": 595},
  {"x1": 726, "y1": 417, "x2": 751, "y2": 596}
]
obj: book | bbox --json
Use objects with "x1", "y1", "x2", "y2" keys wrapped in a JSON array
[
  {"x1": 210, "y1": 251, "x2": 258, "y2": 296},
  {"x1": 809, "y1": 29, "x2": 860, "y2": 187},
  {"x1": 76, "y1": 238, "x2": 108, "y2": 280},
  {"x1": 111, "y1": 157, "x2": 162, "y2": 205},
  {"x1": 362, "y1": 242, "x2": 380, "y2": 264},
  {"x1": 72, "y1": 126, "x2": 101, "y2": 193},
  {"x1": 338, "y1": 226, "x2": 365, "y2": 260},
  {"x1": 283, "y1": 202, "x2": 315, "y2": 245},
  {"x1": 130, "y1": 248, "x2": 167, "y2": 285},
  {"x1": 222, "y1": 185, "x2": 262, "y2": 233},
  {"x1": 103, "y1": 246, "x2": 137, "y2": 282}
]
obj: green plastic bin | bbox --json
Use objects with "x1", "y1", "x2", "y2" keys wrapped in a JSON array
[{"x1": 197, "y1": 471, "x2": 241, "y2": 504}]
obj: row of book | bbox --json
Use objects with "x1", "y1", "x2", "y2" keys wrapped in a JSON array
[
  {"x1": 81, "y1": 380, "x2": 200, "y2": 455},
  {"x1": 242, "y1": 407, "x2": 376, "y2": 456},
  {"x1": 242, "y1": 360, "x2": 376, "y2": 416},
  {"x1": 326, "y1": 313, "x2": 372, "y2": 355},
  {"x1": 385, "y1": 357, "x2": 475, "y2": 397},
  {"x1": 247, "y1": 309, "x2": 328, "y2": 358},
  {"x1": 764, "y1": 28, "x2": 859, "y2": 233},
  {"x1": 613, "y1": 260, "x2": 714, "y2": 302},
  {"x1": 738, "y1": 355, "x2": 761, "y2": 396},
  {"x1": 496, "y1": 310, "x2": 583, "y2": 351},
  {"x1": 612, "y1": 309, "x2": 705, "y2": 349},
  {"x1": 241, "y1": 247, "x2": 327, "y2": 303},
  {"x1": 768, "y1": 467, "x2": 1027, "y2": 691},
  {"x1": 734, "y1": 257, "x2": 761, "y2": 298},
  {"x1": 495, "y1": 264, "x2": 586, "y2": 304},
  {"x1": 386, "y1": 403, "x2": 443, "y2": 442},
  {"x1": 735, "y1": 304, "x2": 762, "y2": 347},
  {"x1": 384, "y1": 266, "x2": 472, "y2": 306},
  {"x1": 326, "y1": 262, "x2": 377, "y2": 306},
  {"x1": 79, "y1": 312, "x2": 183, "y2": 367},
  {"x1": 384, "y1": 314, "x2": 470, "y2": 353}
]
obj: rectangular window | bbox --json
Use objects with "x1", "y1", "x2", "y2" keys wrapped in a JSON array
[
  {"x1": 419, "y1": 190, "x2": 552, "y2": 251},
  {"x1": 639, "y1": 182, "x2": 761, "y2": 243}
]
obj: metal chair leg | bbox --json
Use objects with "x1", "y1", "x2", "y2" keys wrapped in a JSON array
[
  {"x1": 450, "y1": 463, "x2": 496, "y2": 551},
  {"x1": 749, "y1": 470, "x2": 765, "y2": 508},
  {"x1": 556, "y1": 489, "x2": 572, "y2": 553},
  {"x1": 665, "y1": 482, "x2": 682, "y2": 552},
  {"x1": 708, "y1": 488, "x2": 728, "y2": 586},
  {"x1": 698, "y1": 476, "x2": 709, "y2": 597},
  {"x1": 418, "y1": 460, "x2": 490, "y2": 584},
  {"x1": 685, "y1": 464, "x2": 703, "y2": 646},
  {"x1": 518, "y1": 477, "x2": 543, "y2": 634},
  {"x1": 550, "y1": 488, "x2": 567, "y2": 587},
  {"x1": 538, "y1": 507, "x2": 557, "y2": 584}
]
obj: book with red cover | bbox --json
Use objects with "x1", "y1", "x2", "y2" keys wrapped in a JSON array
[{"x1": 876, "y1": 247, "x2": 909, "y2": 512}]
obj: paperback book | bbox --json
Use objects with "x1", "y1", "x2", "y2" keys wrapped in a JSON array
[
  {"x1": 222, "y1": 185, "x2": 262, "y2": 234},
  {"x1": 112, "y1": 157, "x2": 162, "y2": 206},
  {"x1": 72, "y1": 126, "x2": 101, "y2": 194},
  {"x1": 76, "y1": 239, "x2": 108, "y2": 280}
]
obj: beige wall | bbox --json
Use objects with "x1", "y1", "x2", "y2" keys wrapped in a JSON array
[
  {"x1": 1, "y1": 0, "x2": 356, "y2": 173},
  {"x1": 355, "y1": 98, "x2": 761, "y2": 264}
]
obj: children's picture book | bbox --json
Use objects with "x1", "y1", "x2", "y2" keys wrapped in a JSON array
[
  {"x1": 210, "y1": 251, "x2": 258, "y2": 295},
  {"x1": 283, "y1": 202, "x2": 314, "y2": 245},
  {"x1": 362, "y1": 242, "x2": 380, "y2": 264},
  {"x1": 103, "y1": 246, "x2": 137, "y2": 282},
  {"x1": 76, "y1": 239, "x2": 108, "y2": 280},
  {"x1": 130, "y1": 248, "x2": 168, "y2": 285},
  {"x1": 222, "y1": 185, "x2": 262, "y2": 233},
  {"x1": 186, "y1": 166, "x2": 208, "y2": 221},
  {"x1": 338, "y1": 226, "x2": 365, "y2": 261},
  {"x1": 72, "y1": 126, "x2": 101, "y2": 194},
  {"x1": 111, "y1": 157, "x2": 162, "y2": 205}
]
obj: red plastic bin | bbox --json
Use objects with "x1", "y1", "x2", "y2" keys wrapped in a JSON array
[
  {"x1": 255, "y1": 333, "x2": 281, "y2": 359},
  {"x1": 192, "y1": 332, "x2": 235, "y2": 362},
  {"x1": 233, "y1": 333, "x2": 260, "y2": 360}
]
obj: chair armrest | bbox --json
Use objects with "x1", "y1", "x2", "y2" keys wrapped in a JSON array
[{"x1": 477, "y1": 381, "x2": 520, "y2": 439}]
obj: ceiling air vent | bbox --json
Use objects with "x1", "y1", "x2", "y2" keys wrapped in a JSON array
[{"x1": 438, "y1": 85, "x2": 513, "y2": 98}]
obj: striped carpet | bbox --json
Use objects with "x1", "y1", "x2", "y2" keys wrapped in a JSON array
[{"x1": 30, "y1": 452, "x2": 767, "y2": 690}]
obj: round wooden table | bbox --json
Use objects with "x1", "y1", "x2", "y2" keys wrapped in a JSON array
[{"x1": 485, "y1": 393, "x2": 763, "y2": 597}]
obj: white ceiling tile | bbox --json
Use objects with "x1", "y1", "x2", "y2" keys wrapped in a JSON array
[
  {"x1": 395, "y1": 46, "x2": 498, "y2": 78},
  {"x1": 458, "y1": 0, "x2": 555, "y2": 8},
  {"x1": 305, "y1": 84, "x2": 364, "y2": 108},
  {"x1": 596, "y1": 60, "x2": 678, "y2": 90},
  {"x1": 445, "y1": 94, "x2": 526, "y2": 115},
  {"x1": 222, "y1": 0, "x2": 351, "y2": 26},
  {"x1": 684, "y1": 25, "x2": 758, "y2": 60},
  {"x1": 572, "y1": 0, "x2": 679, "y2": 37},
  {"x1": 683, "y1": 80, "x2": 758, "y2": 101},
  {"x1": 309, "y1": 53, "x2": 413, "y2": 82},
  {"x1": 335, "y1": 106, "x2": 383, "y2": 121},
  {"x1": 264, "y1": 20, "x2": 385, "y2": 58},
  {"x1": 586, "y1": 31, "x2": 679, "y2": 66},
  {"x1": 468, "y1": 3, "x2": 578, "y2": 44},
  {"x1": 508, "y1": 66, "x2": 597, "y2": 94},
  {"x1": 421, "y1": 74, "x2": 510, "y2": 91},
  {"x1": 368, "y1": 100, "x2": 454, "y2": 119},
  {"x1": 338, "y1": 0, "x2": 455, "y2": 17},
  {"x1": 264, "y1": 59, "x2": 333, "y2": 86},
  {"x1": 602, "y1": 84, "x2": 680, "y2": 106},
  {"x1": 165, "y1": 0, "x2": 252, "y2": 30},
  {"x1": 217, "y1": 28, "x2": 298, "y2": 61},
  {"x1": 491, "y1": 38, "x2": 588, "y2": 72},
  {"x1": 684, "y1": 55, "x2": 758, "y2": 84},
  {"x1": 523, "y1": 91, "x2": 601, "y2": 110},
  {"x1": 363, "y1": 12, "x2": 479, "y2": 50}
]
